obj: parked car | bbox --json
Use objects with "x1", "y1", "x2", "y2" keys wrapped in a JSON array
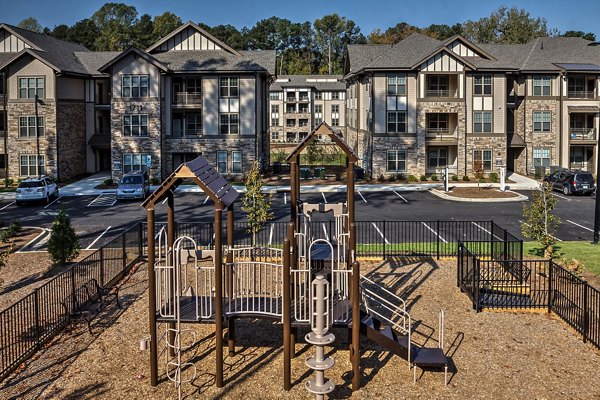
[
  {"x1": 543, "y1": 169, "x2": 595, "y2": 195},
  {"x1": 116, "y1": 170, "x2": 149, "y2": 200},
  {"x1": 16, "y1": 176, "x2": 59, "y2": 205}
]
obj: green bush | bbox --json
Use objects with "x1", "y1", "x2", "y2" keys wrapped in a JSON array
[
  {"x1": 420, "y1": 175, "x2": 427, "y2": 182},
  {"x1": 103, "y1": 178, "x2": 114, "y2": 186},
  {"x1": 0, "y1": 230, "x2": 12, "y2": 243},
  {"x1": 319, "y1": 169, "x2": 326, "y2": 179},
  {"x1": 4, "y1": 178, "x2": 14, "y2": 186},
  {"x1": 396, "y1": 173, "x2": 405, "y2": 181},
  {"x1": 47, "y1": 210, "x2": 80, "y2": 265},
  {"x1": 489, "y1": 172, "x2": 498, "y2": 183},
  {"x1": 408, "y1": 175, "x2": 417, "y2": 182},
  {"x1": 377, "y1": 174, "x2": 385, "y2": 182},
  {"x1": 150, "y1": 177, "x2": 160, "y2": 185},
  {"x1": 462, "y1": 175, "x2": 470, "y2": 182},
  {"x1": 430, "y1": 174, "x2": 438, "y2": 181},
  {"x1": 335, "y1": 171, "x2": 341, "y2": 181},
  {"x1": 9, "y1": 220, "x2": 21, "y2": 234},
  {"x1": 451, "y1": 175, "x2": 459, "y2": 181}
]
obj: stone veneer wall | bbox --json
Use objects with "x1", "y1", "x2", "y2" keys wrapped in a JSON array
[
  {"x1": 57, "y1": 102, "x2": 86, "y2": 180},
  {"x1": 7, "y1": 101, "x2": 57, "y2": 178},
  {"x1": 371, "y1": 136, "x2": 419, "y2": 177}
]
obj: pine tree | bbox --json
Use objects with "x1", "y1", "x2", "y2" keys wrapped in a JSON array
[
  {"x1": 47, "y1": 210, "x2": 80, "y2": 265},
  {"x1": 521, "y1": 182, "x2": 560, "y2": 258},
  {"x1": 241, "y1": 162, "x2": 273, "y2": 245}
]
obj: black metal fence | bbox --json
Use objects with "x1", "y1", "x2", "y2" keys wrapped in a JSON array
[
  {"x1": 458, "y1": 241, "x2": 600, "y2": 350},
  {"x1": 0, "y1": 223, "x2": 143, "y2": 381}
]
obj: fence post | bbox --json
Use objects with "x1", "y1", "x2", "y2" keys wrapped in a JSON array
[
  {"x1": 436, "y1": 220, "x2": 440, "y2": 260},
  {"x1": 457, "y1": 242, "x2": 461, "y2": 288},
  {"x1": 489, "y1": 220, "x2": 494, "y2": 259},
  {"x1": 583, "y1": 282, "x2": 589, "y2": 343},
  {"x1": 34, "y1": 288, "x2": 41, "y2": 349},
  {"x1": 471, "y1": 255, "x2": 477, "y2": 311},
  {"x1": 99, "y1": 247, "x2": 105, "y2": 288},
  {"x1": 122, "y1": 232, "x2": 127, "y2": 272},
  {"x1": 547, "y1": 260, "x2": 553, "y2": 313},
  {"x1": 71, "y1": 266, "x2": 76, "y2": 312},
  {"x1": 503, "y1": 229, "x2": 508, "y2": 261},
  {"x1": 138, "y1": 222, "x2": 143, "y2": 261},
  {"x1": 382, "y1": 220, "x2": 386, "y2": 259}
]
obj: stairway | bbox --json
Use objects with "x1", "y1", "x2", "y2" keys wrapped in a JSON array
[{"x1": 359, "y1": 311, "x2": 413, "y2": 363}]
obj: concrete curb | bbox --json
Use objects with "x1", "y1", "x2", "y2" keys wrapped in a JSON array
[{"x1": 430, "y1": 188, "x2": 529, "y2": 202}]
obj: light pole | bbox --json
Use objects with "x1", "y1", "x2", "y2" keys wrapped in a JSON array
[{"x1": 34, "y1": 94, "x2": 40, "y2": 176}]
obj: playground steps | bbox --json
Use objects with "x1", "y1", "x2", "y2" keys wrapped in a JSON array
[{"x1": 359, "y1": 312, "x2": 412, "y2": 361}]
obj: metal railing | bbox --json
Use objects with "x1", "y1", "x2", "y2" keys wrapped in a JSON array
[
  {"x1": 569, "y1": 128, "x2": 596, "y2": 141},
  {"x1": 567, "y1": 90, "x2": 595, "y2": 99},
  {"x1": 425, "y1": 89, "x2": 459, "y2": 98},
  {"x1": 0, "y1": 223, "x2": 143, "y2": 381},
  {"x1": 173, "y1": 92, "x2": 202, "y2": 105}
]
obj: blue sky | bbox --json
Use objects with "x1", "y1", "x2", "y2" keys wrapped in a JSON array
[{"x1": 2, "y1": 0, "x2": 599, "y2": 38}]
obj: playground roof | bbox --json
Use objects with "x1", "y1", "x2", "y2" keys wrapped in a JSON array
[
  {"x1": 286, "y1": 122, "x2": 359, "y2": 163},
  {"x1": 141, "y1": 156, "x2": 239, "y2": 210}
]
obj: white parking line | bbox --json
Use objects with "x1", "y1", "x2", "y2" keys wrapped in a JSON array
[
  {"x1": 422, "y1": 222, "x2": 447, "y2": 243},
  {"x1": 470, "y1": 222, "x2": 503, "y2": 241},
  {"x1": 86, "y1": 226, "x2": 112, "y2": 250},
  {"x1": 566, "y1": 219, "x2": 594, "y2": 233},
  {"x1": 161, "y1": 197, "x2": 168, "y2": 205},
  {"x1": 203, "y1": 196, "x2": 210, "y2": 204},
  {"x1": 520, "y1": 220, "x2": 563, "y2": 242},
  {"x1": 321, "y1": 192, "x2": 327, "y2": 204},
  {"x1": 284, "y1": 192, "x2": 287, "y2": 205},
  {"x1": 322, "y1": 223, "x2": 329, "y2": 241},
  {"x1": 551, "y1": 193, "x2": 570, "y2": 201},
  {"x1": 371, "y1": 222, "x2": 390, "y2": 244},
  {"x1": 393, "y1": 190, "x2": 408, "y2": 203},
  {"x1": 0, "y1": 201, "x2": 15, "y2": 210},
  {"x1": 44, "y1": 196, "x2": 61, "y2": 209},
  {"x1": 268, "y1": 224, "x2": 274, "y2": 245},
  {"x1": 357, "y1": 191, "x2": 367, "y2": 203},
  {"x1": 87, "y1": 194, "x2": 116, "y2": 207}
]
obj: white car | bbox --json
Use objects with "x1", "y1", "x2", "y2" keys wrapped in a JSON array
[{"x1": 16, "y1": 176, "x2": 59, "y2": 205}]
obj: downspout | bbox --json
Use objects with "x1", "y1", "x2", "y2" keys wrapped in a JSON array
[
  {"x1": 558, "y1": 72, "x2": 564, "y2": 168},
  {"x1": 2, "y1": 70, "x2": 7, "y2": 187},
  {"x1": 370, "y1": 72, "x2": 375, "y2": 175},
  {"x1": 464, "y1": 71, "x2": 468, "y2": 176},
  {"x1": 54, "y1": 72, "x2": 60, "y2": 182},
  {"x1": 524, "y1": 76, "x2": 528, "y2": 175}
]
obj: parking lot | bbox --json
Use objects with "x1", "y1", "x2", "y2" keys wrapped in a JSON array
[{"x1": 0, "y1": 188, "x2": 596, "y2": 250}]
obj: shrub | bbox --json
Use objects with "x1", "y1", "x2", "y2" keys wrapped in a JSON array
[
  {"x1": 47, "y1": 210, "x2": 80, "y2": 265},
  {"x1": 377, "y1": 174, "x2": 385, "y2": 182},
  {"x1": 489, "y1": 172, "x2": 498, "y2": 183},
  {"x1": 9, "y1": 220, "x2": 21, "y2": 234},
  {"x1": 408, "y1": 175, "x2": 418, "y2": 182},
  {"x1": 335, "y1": 171, "x2": 341, "y2": 181},
  {"x1": 396, "y1": 173, "x2": 405, "y2": 181},
  {"x1": 420, "y1": 175, "x2": 427, "y2": 182},
  {"x1": 4, "y1": 178, "x2": 14, "y2": 186},
  {"x1": 319, "y1": 169, "x2": 326, "y2": 179},
  {"x1": 451, "y1": 175, "x2": 459, "y2": 181},
  {"x1": 430, "y1": 174, "x2": 438, "y2": 181},
  {"x1": 0, "y1": 230, "x2": 12, "y2": 243},
  {"x1": 103, "y1": 178, "x2": 114, "y2": 186},
  {"x1": 149, "y1": 177, "x2": 160, "y2": 185},
  {"x1": 462, "y1": 175, "x2": 470, "y2": 182}
]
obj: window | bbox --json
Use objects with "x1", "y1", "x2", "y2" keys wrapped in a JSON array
[
  {"x1": 314, "y1": 92, "x2": 322, "y2": 100},
  {"x1": 219, "y1": 77, "x2": 239, "y2": 97},
  {"x1": 473, "y1": 111, "x2": 492, "y2": 133},
  {"x1": 269, "y1": 91, "x2": 280, "y2": 100},
  {"x1": 533, "y1": 111, "x2": 551, "y2": 132},
  {"x1": 186, "y1": 113, "x2": 202, "y2": 135},
  {"x1": 473, "y1": 149, "x2": 492, "y2": 171},
  {"x1": 387, "y1": 74, "x2": 406, "y2": 95},
  {"x1": 220, "y1": 113, "x2": 239, "y2": 134},
  {"x1": 387, "y1": 112, "x2": 406, "y2": 133},
  {"x1": 314, "y1": 104, "x2": 323, "y2": 125},
  {"x1": 271, "y1": 131, "x2": 279, "y2": 141},
  {"x1": 18, "y1": 77, "x2": 44, "y2": 99},
  {"x1": 387, "y1": 150, "x2": 406, "y2": 172},
  {"x1": 332, "y1": 91, "x2": 340, "y2": 100},
  {"x1": 122, "y1": 75, "x2": 148, "y2": 98},
  {"x1": 568, "y1": 76, "x2": 585, "y2": 96},
  {"x1": 0, "y1": 112, "x2": 5, "y2": 135},
  {"x1": 20, "y1": 154, "x2": 44, "y2": 176},
  {"x1": 299, "y1": 103, "x2": 309, "y2": 113},
  {"x1": 123, "y1": 114, "x2": 149, "y2": 136},
  {"x1": 533, "y1": 148, "x2": 551, "y2": 167},
  {"x1": 427, "y1": 75, "x2": 448, "y2": 96},
  {"x1": 474, "y1": 75, "x2": 492, "y2": 95},
  {"x1": 331, "y1": 105, "x2": 339, "y2": 126},
  {"x1": 428, "y1": 148, "x2": 447, "y2": 168},
  {"x1": 123, "y1": 153, "x2": 150, "y2": 174},
  {"x1": 19, "y1": 116, "x2": 44, "y2": 137},
  {"x1": 533, "y1": 76, "x2": 551, "y2": 96},
  {"x1": 217, "y1": 151, "x2": 227, "y2": 173},
  {"x1": 427, "y1": 114, "x2": 448, "y2": 133},
  {"x1": 286, "y1": 104, "x2": 296, "y2": 113},
  {"x1": 271, "y1": 105, "x2": 279, "y2": 127},
  {"x1": 232, "y1": 151, "x2": 242, "y2": 173}
]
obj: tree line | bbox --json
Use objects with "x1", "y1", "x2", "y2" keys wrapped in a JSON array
[{"x1": 16, "y1": 3, "x2": 597, "y2": 75}]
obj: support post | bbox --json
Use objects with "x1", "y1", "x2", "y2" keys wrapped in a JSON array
[
  {"x1": 548, "y1": 260, "x2": 553, "y2": 313},
  {"x1": 594, "y1": 130, "x2": 600, "y2": 242},
  {"x1": 147, "y1": 208, "x2": 159, "y2": 386},
  {"x1": 283, "y1": 238, "x2": 291, "y2": 391},
  {"x1": 583, "y1": 282, "x2": 589, "y2": 343},
  {"x1": 214, "y1": 206, "x2": 224, "y2": 387},
  {"x1": 227, "y1": 206, "x2": 235, "y2": 355},
  {"x1": 167, "y1": 192, "x2": 175, "y2": 357},
  {"x1": 351, "y1": 259, "x2": 360, "y2": 391}
]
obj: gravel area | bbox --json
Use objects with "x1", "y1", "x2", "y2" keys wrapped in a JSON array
[{"x1": 3, "y1": 257, "x2": 600, "y2": 399}]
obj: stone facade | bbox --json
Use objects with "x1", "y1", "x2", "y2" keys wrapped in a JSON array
[{"x1": 57, "y1": 102, "x2": 86, "y2": 180}]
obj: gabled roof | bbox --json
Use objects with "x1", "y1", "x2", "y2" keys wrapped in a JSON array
[
  {"x1": 74, "y1": 51, "x2": 121, "y2": 76},
  {"x1": 142, "y1": 156, "x2": 239, "y2": 210},
  {"x1": 286, "y1": 122, "x2": 358, "y2": 163},
  {"x1": 410, "y1": 46, "x2": 477, "y2": 70},
  {"x1": 0, "y1": 23, "x2": 42, "y2": 51},
  {"x1": 153, "y1": 49, "x2": 275, "y2": 74},
  {"x1": 98, "y1": 47, "x2": 169, "y2": 73},
  {"x1": 0, "y1": 48, "x2": 61, "y2": 72},
  {"x1": 442, "y1": 35, "x2": 496, "y2": 60},
  {"x1": 146, "y1": 21, "x2": 242, "y2": 56}
]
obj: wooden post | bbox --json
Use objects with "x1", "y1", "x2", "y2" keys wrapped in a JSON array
[
  {"x1": 214, "y1": 206, "x2": 224, "y2": 387},
  {"x1": 347, "y1": 160, "x2": 356, "y2": 259},
  {"x1": 227, "y1": 206, "x2": 235, "y2": 356},
  {"x1": 167, "y1": 191, "x2": 176, "y2": 357},
  {"x1": 351, "y1": 259, "x2": 360, "y2": 391},
  {"x1": 283, "y1": 238, "x2": 291, "y2": 391},
  {"x1": 147, "y1": 208, "x2": 159, "y2": 386}
]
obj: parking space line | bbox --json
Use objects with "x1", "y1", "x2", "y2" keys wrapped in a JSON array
[
  {"x1": 268, "y1": 224, "x2": 274, "y2": 245},
  {"x1": 471, "y1": 222, "x2": 503, "y2": 241},
  {"x1": 87, "y1": 194, "x2": 116, "y2": 207},
  {"x1": 86, "y1": 226, "x2": 112, "y2": 250},
  {"x1": 520, "y1": 220, "x2": 563, "y2": 242},
  {"x1": 321, "y1": 192, "x2": 327, "y2": 204},
  {"x1": 44, "y1": 196, "x2": 61, "y2": 209},
  {"x1": 322, "y1": 223, "x2": 329, "y2": 241},
  {"x1": 0, "y1": 201, "x2": 15, "y2": 210},
  {"x1": 284, "y1": 192, "x2": 287, "y2": 205},
  {"x1": 161, "y1": 197, "x2": 168, "y2": 205},
  {"x1": 371, "y1": 222, "x2": 390, "y2": 244},
  {"x1": 551, "y1": 193, "x2": 570, "y2": 201},
  {"x1": 566, "y1": 219, "x2": 594, "y2": 233},
  {"x1": 203, "y1": 196, "x2": 210, "y2": 204},
  {"x1": 357, "y1": 191, "x2": 367, "y2": 203},
  {"x1": 422, "y1": 222, "x2": 447, "y2": 243},
  {"x1": 393, "y1": 190, "x2": 408, "y2": 203}
]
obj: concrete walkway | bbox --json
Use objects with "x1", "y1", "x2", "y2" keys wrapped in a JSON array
[{"x1": 58, "y1": 172, "x2": 112, "y2": 196}]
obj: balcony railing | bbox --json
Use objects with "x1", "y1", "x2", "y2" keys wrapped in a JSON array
[
  {"x1": 569, "y1": 128, "x2": 597, "y2": 141},
  {"x1": 298, "y1": 95, "x2": 309, "y2": 102},
  {"x1": 569, "y1": 161, "x2": 594, "y2": 172},
  {"x1": 425, "y1": 128, "x2": 459, "y2": 141},
  {"x1": 172, "y1": 129, "x2": 202, "y2": 138},
  {"x1": 94, "y1": 95, "x2": 110, "y2": 105},
  {"x1": 567, "y1": 90, "x2": 595, "y2": 99},
  {"x1": 425, "y1": 89, "x2": 459, "y2": 98},
  {"x1": 173, "y1": 92, "x2": 202, "y2": 105}
]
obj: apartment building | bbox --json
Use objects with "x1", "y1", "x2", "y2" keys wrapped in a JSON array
[
  {"x1": 0, "y1": 22, "x2": 274, "y2": 182},
  {"x1": 345, "y1": 34, "x2": 600, "y2": 178},
  {"x1": 269, "y1": 75, "x2": 345, "y2": 154}
]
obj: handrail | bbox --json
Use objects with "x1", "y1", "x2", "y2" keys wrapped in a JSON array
[{"x1": 360, "y1": 275, "x2": 407, "y2": 312}]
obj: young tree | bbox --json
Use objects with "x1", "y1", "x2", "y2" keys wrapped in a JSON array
[
  {"x1": 241, "y1": 162, "x2": 273, "y2": 245},
  {"x1": 47, "y1": 210, "x2": 80, "y2": 265},
  {"x1": 314, "y1": 14, "x2": 365, "y2": 74},
  {"x1": 17, "y1": 17, "x2": 43, "y2": 33},
  {"x1": 306, "y1": 137, "x2": 324, "y2": 166},
  {"x1": 521, "y1": 182, "x2": 560, "y2": 258},
  {"x1": 473, "y1": 160, "x2": 485, "y2": 190}
]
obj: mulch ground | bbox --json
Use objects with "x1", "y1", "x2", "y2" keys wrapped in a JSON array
[
  {"x1": 445, "y1": 187, "x2": 520, "y2": 199},
  {"x1": 3, "y1": 257, "x2": 599, "y2": 399}
]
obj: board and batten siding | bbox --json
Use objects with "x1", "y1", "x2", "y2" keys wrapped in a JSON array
[
  {"x1": 373, "y1": 73, "x2": 386, "y2": 133},
  {"x1": 8, "y1": 56, "x2": 55, "y2": 100},
  {"x1": 447, "y1": 40, "x2": 479, "y2": 57},
  {"x1": 153, "y1": 26, "x2": 223, "y2": 52},
  {"x1": 465, "y1": 74, "x2": 473, "y2": 134},
  {"x1": 407, "y1": 74, "x2": 417, "y2": 132},
  {"x1": 202, "y1": 76, "x2": 218, "y2": 135},
  {"x1": 493, "y1": 74, "x2": 505, "y2": 133},
  {"x1": 240, "y1": 76, "x2": 256, "y2": 136},
  {"x1": 420, "y1": 52, "x2": 465, "y2": 73},
  {"x1": 110, "y1": 54, "x2": 160, "y2": 99},
  {"x1": 0, "y1": 29, "x2": 31, "y2": 52}
]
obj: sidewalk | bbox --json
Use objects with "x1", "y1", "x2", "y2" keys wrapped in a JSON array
[{"x1": 58, "y1": 172, "x2": 112, "y2": 196}]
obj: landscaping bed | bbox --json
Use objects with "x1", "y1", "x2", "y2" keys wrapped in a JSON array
[
  {"x1": 444, "y1": 187, "x2": 521, "y2": 199},
  {"x1": 4, "y1": 258, "x2": 599, "y2": 399}
]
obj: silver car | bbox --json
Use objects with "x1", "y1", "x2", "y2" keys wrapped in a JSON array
[
  {"x1": 16, "y1": 176, "x2": 59, "y2": 205},
  {"x1": 116, "y1": 171, "x2": 149, "y2": 200}
]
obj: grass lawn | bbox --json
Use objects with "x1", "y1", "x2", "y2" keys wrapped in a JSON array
[{"x1": 523, "y1": 240, "x2": 600, "y2": 276}]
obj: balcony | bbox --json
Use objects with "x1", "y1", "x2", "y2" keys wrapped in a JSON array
[
  {"x1": 568, "y1": 90, "x2": 595, "y2": 99},
  {"x1": 424, "y1": 74, "x2": 460, "y2": 99},
  {"x1": 569, "y1": 128, "x2": 597, "y2": 142},
  {"x1": 172, "y1": 128, "x2": 202, "y2": 138},
  {"x1": 425, "y1": 89, "x2": 459, "y2": 98},
  {"x1": 173, "y1": 92, "x2": 202, "y2": 106},
  {"x1": 298, "y1": 94, "x2": 309, "y2": 102}
]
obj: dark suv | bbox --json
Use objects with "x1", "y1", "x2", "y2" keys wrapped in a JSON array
[{"x1": 544, "y1": 169, "x2": 595, "y2": 195}]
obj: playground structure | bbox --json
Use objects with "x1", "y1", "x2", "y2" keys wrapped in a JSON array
[{"x1": 141, "y1": 123, "x2": 448, "y2": 396}]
